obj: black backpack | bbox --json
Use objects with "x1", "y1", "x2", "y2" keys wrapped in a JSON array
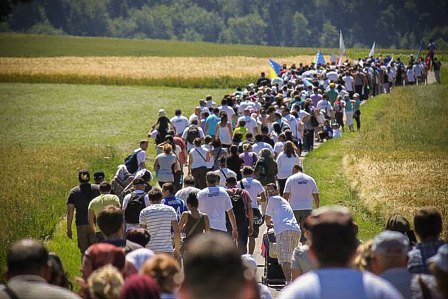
[
  {"x1": 310, "y1": 113, "x2": 319, "y2": 128},
  {"x1": 186, "y1": 126, "x2": 200, "y2": 144},
  {"x1": 227, "y1": 189, "x2": 247, "y2": 222},
  {"x1": 155, "y1": 129, "x2": 168, "y2": 145},
  {"x1": 124, "y1": 192, "x2": 146, "y2": 224},
  {"x1": 124, "y1": 150, "x2": 142, "y2": 174}
]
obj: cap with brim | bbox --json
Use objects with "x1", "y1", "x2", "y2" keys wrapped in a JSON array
[
  {"x1": 158, "y1": 109, "x2": 166, "y2": 117},
  {"x1": 386, "y1": 214, "x2": 410, "y2": 234},
  {"x1": 94, "y1": 171, "x2": 105, "y2": 179},
  {"x1": 427, "y1": 244, "x2": 448, "y2": 272},
  {"x1": 372, "y1": 230, "x2": 408, "y2": 256}
]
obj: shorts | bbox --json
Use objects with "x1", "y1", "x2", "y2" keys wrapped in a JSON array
[
  {"x1": 276, "y1": 230, "x2": 301, "y2": 264},
  {"x1": 77, "y1": 225, "x2": 98, "y2": 254},
  {"x1": 293, "y1": 210, "x2": 312, "y2": 225}
]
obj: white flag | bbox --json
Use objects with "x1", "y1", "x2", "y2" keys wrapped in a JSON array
[
  {"x1": 338, "y1": 30, "x2": 345, "y2": 66},
  {"x1": 369, "y1": 41, "x2": 376, "y2": 58},
  {"x1": 387, "y1": 56, "x2": 394, "y2": 67}
]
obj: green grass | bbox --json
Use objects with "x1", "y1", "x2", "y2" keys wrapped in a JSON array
[
  {"x1": 0, "y1": 83, "x2": 231, "y2": 281},
  {"x1": 0, "y1": 33, "x2": 420, "y2": 58},
  {"x1": 305, "y1": 70, "x2": 448, "y2": 242}
]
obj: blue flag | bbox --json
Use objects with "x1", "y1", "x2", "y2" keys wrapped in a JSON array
[
  {"x1": 268, "y1": 58, "x2": 281, "y2": 79},
  {"x1": 315, "y1": 50, "x2": 326, "y2": 66},
  {"x1": 416, "y1": 41, "x2": 423, "y2": 59}
]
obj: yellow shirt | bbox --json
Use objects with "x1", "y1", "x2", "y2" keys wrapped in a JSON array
[{"x1": 233, "y1": 127, "x2": 249, "y2": 140}]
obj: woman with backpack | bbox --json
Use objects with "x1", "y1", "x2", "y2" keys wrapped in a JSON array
[
  {"x1": 254, "y1": 148, "x2": 277, "y2": 214},
  {"x1": 188, "y1": 138, "x2": 211, "y2": 189},
  {"x1": 210, "y1": 139, "x2": 228, "y2": 171},
  {"x1": 226, "y1": 145, "x2": 244, "y2": 181},
  {"x1": 149, "y1": 109, "x2": 174, "y2": 146},
  {"x1": 215, "y1": 111, "x2": 233, "y2": 148}
]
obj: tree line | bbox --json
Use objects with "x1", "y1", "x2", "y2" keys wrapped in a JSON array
[{"x1": 2, "y1": 0, "x2": 448, "y2": 49}]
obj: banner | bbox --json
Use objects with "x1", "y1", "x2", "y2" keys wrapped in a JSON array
[
  {"x1": 268, "y1": 58, "x2": 281, "y2": 79},
  {"x1": 338, "y1": 30, "x2": 345, "y2": 66},
  {"x1": 315, "y1": 50, "x2": 326, "y2": 66},
  {"x1": 369, "y1": 41, "x2": 376, "y2": 58}
]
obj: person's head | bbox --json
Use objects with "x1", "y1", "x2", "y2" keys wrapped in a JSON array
[
  {"x1": 175, "y1": 109, "x2": 182, "y2": 116},
  {"x1": 48, "y1": 252, "x2": 71, "y2": 289},
  {"x1": 371, "y1": 231, "x2": 409, "y2": 275},
  {"x1": 147, "y1": 188, "x2": 163, "y2": 204},
  {"x1": 219, "y1": 156, "x2": 227, "y2": 168},
  {"x1": 161, "y1": 182, "x2": 175, "y2": 197},
  {"x1": 242, "y1": 143, "x2": 252, "y2": 152},
  {"x1": 242, "y1": 166, "x2": 254, "y2": 177},
  {"x1": 283, "y1": 141, "x2": 296, "y2": 157},
  {"x1": 385, "y1": 213, "x2": 416, "y2": 243},
  {"x1": 229, "y1": 144, "x2": 238, "y2": 156},
  {"x1": 78, "y1": 169, "x2": 91, "y2": 183},
  {"x1": 265, "y1": 183, "x2": 278, "y2": 197},
  {"x1": 245, "y1": 132, "x2": 253, "y2": 140},
  {"x1": 261, "y1": 126, "x2": 269, "y2": 135},
  {"x1": 292, "y1": 164, "x2": 302, "y2": 174},
  {"x1": 99, "y1": 182, "x2": 112, "y2": 194},
  {"x1": 133, "y1": 177, "x2": 146, "y2": 191},
  {"x1": 225, "y1": 177, "x2": 238, "y2": 188},
  {"x1": 181, "y1": 233, "x2": 254, "y2": 299},
  {"x1": 186, "y1": 192, "x2": 199, "y2": 209},
  {"x1": 206, "y1": 172, "x2": 219, "y2": 186},
  {"x1": 88, "y1": 264, "x2": 124, "y2": 299},
  {"x1": 352, "y1": 239, "x2": 374, "y2": 272},
  {"x1": 120, "y1": 274, "x2": 160, "y2": 299},
  {"x1": 6, "y1": 239, "x2": 49, "y2": 279},
  {"x1": 126, "y1": 228, "x2": 151, "y2": 248},
  {"x1": 260, "y1": 148, "x2": 272, "y2": 159},
  {"x1": 163, "y1": 144, "x2": 172, "y2": 154},
  {"x1": 140, "y1": 140, "x2": 149, "y2": 151},
  {"x1": 136, "y1": 169, "x2": 153, "y2": 183},
  {"x1": 254, "y1": 134, "x2": 263, "y2": 143},
  {"x1": 211, "y1": 139, "x2": 221, "y2": 148},
  {"x1": 94, "y1": 171, "x2": 105, "y2": 184},
  {"x1": 183, "y1": 175, "x2": 195, "y2": 187},
  {"x1": 428, "y1": 244, "x2": 448, "y2": 298},
  {"x1": 97, "y1": 205, "x2": 124, "y2": 238},
  {"x1": 308, "y1": 206, "x2": 358, "y2": 268},
  {"x1": 232, "y1": 133, "x2": 242, "y2": 144},
  {"x1": 193, "y1": 137, "x2": 202, "y2": 147},
  {"x1": 414, "y1": 207, "x2": 443, "y2": 241},
  {"x1": 238, "y1": 120, "x2": 246, "y2": 128},
  {"x1": 142, "y1": 254, "x2": 182, "y2": 294}
]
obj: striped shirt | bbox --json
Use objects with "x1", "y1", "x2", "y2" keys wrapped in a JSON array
[{"x1": 139, "y1": 204, "x2": 177, "y2": 253}]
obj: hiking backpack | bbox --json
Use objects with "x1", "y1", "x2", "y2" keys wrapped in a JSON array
[
  {"x1": 124, "y1": 192, "x2": 146, "y2": 223},
  {"x1": 155, "y1": 129, "x2": 168, "y2": 145},
  {"x1": 186, "y1": 126, "x2": 200, "y2": 144},
  {"x1": 124, "y1": 150, "x2": 142, "y2": 174}
]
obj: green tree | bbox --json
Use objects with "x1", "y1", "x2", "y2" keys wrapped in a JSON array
[
  {"x1": 319, "y1": 21, "x2": 338, "y2": 48},
  {"x1": 220, "y1": 13, "x2": 267, "y2": 45}
]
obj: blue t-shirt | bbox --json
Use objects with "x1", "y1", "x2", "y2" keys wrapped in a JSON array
[
  {"x1": 205, "y1": 114, "x2": 220, "y2": 136},
  {"x1": 161, "y1": 196, "x2": 188, "y2": 220}
]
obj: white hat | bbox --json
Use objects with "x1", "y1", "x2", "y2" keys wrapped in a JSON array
[
  {"x1": 427, "y1": 244, "x2": 448, "y2": 272},
  {"x1": 158, "y1": 109, "x2": 166, "y2": 117}
]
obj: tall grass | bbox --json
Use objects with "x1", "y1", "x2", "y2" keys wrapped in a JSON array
[{"x1": 0, "y1": 83, "x2": 231, "y2": 279}]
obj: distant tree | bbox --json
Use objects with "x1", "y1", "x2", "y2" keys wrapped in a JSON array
[
  {"x1": 220, "y1": 13, "x2": 267, "y2": 45},
  {"x1": 319, "y1": 21, "x2": 338, "y2": 48}
]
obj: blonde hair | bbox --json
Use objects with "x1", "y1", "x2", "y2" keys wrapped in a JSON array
[
  {"x1": 352, "y1": 239, "x2": 373, "y2": 272},
  {"x1": 141, "y1": 254, "x2": 182, "y2": 293},
  {"x1": 88, "y1": 264, "x2": 124, "y2": 299},
  {"x1": 163, "y1": 144, "x2": 172, "y2": 154}
]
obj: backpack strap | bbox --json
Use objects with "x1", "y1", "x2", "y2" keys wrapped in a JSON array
[
  {"x1": 220, "y1": 169, "x2": 227, "y2": 179},
  {"x1": 194, "y1": 148, "x2": 207, "y2": 162},
  {"x1": 240, "y1": 180, "x2": 245, "y2": 189},
  {"x1": 186, "y1": 215, "x2": 203, "y2": 238}
]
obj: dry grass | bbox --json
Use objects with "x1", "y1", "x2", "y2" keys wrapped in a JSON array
[{"x1": 0, "y1": 55, "x2": 324, "y2": 79}]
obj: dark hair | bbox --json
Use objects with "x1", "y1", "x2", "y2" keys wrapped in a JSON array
[
  {"x1": 229, "y1": 145, "x2": 238, "y2": 156},
  {"x1": 175, "y1": 109, "x2": 181, "y2": 116},
  {"x1": 78, "y1": 169, "x2": 90, "y2": 183},
  {"x1": 97, "y1": 205, "x2": 124, "y2": 237},
  {"x1": 255, "y1": 134, "x2": 263, "y2": 142},
  {"x1": 183, "y1": 234, "x2": 246, "y2": 299},
  {"x1": 414, "y1": 207, "x2": 443, "y2": 240},
  {"x1": 309, "y1": 208, "x2": 357, "y2": 267},
  {"x1": 7, "y1": 239, "x2": 49, "y2": 277},
  {"x1": 99, "y1": 182, "x2": 112, "y2": 193},
  {"x1": 126, "y1": 228, "x2": 151, "y2": 247},
  {"x1": 48, "y1": 252, "x2": 72, "y2": 290},
  {"x1": 184, "y1": 175, "x2": 195, "y2": 186},
  {"x1": 187, "y1": 192, "x2": 199, "y2": 208},
  {"x1": 225, "y1": 177, "x2": 237, "y2": 186},
  {"x1": 148, "y1": 188, "x2": 163, "y2": 203},
  {"x1": 242, "y1": 166, "x2": 254, "y2": 176},
  {"x1": 261, "y1": 126, "x2": 269, "y2": 134},
  {"x1": 232, "y1": 133, "x2": 242, "y2": 144},
  {"x1": 219, "y1": 111, "x2": 228, "y2": 123},
  {"x1": 162, "y1": 182, "x2": 175, "y2": 195},
  {"x1": 193, "y1": 138, "x2": 202, "y2": 147},
  {"x1": 211, "y1": 139, "x2": 221, "y2": 147},
  {"x1": 246, "y1": 133, "x2": 253, "y2": 140}
]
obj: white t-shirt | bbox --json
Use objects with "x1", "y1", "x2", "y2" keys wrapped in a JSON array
[
  {"x1": 273, "y1": 141, "x2": 285, "y2": 157},
  {"x1": 265, "y1": 195, "x2": 301, "y2": 235},
  {"x1": 170, "y1": 115, "x2": 189, "y2": 135},
  {"x1": 122, "y1": 190, "x2": 150, "y2": 231},
  {"x1": 237, "y1": 115, "x2": 258, "y2": 134},
  {"x1": 218, "y1": 105, "x2": 235, "y2": 124},
  {"x1": 197, "y1": 186, "x2": 233, "y2": 231},
  {"x1": 239, "y1": 177, "x2": 265, "y2": 209},
  {"x1": 343, "y1": 75, "x2": 354, "y2": 91},
  {"x1": 139, "y1": 204, "x2": 177, "y2": 253},
  {"x1": 188, "y1": 114, "x2": 199, "y2": 124},
  {"x1": 283, "y1": 172, "x2": 319, "y2": 210},
  {"x1": 282, "y1": 114, "x2": 299, "y2": 138},
  {"x1": 133, "y1": 148, "x2": 146, "y2": 174},
  {"x1": 406, "y1": 69, "x2": 415, "y2": 82},
  {"x1": 252, "y1": 142, "x2": 273, "y2": 155},
  {"x1": 214, "y1": 168, "x2": 237, "y2": 186},
  {"x1": 276, "y1": 152, "x2": 302, "y2": 179},
  {"x1": 175, "y1": 186, "x2": 200, "y2": 202},
  {"x1": 189, "y1": 147, "x2": 209, "y2": 169},
  {"x1": 182, "y1": 126, "x2": 205, "y2": 151},
  {"x1": 327, "y1": 71, "x2": 339, "y2": 81},
  {"x1": 278, "y1": 268, "x2": 404, "y2": 299}
]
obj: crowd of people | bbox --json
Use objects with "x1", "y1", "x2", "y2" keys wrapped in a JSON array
[{"x1": 1, "y1": 54, "x2": 445, "y2": 299}]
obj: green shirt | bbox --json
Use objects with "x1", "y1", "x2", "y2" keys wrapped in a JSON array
[
  {"x1": 88, "y1": 194, "x2": 121, "y2": 232},
  {"x1": 233, "y1": 126, "x2": 249, "y2": 140}
]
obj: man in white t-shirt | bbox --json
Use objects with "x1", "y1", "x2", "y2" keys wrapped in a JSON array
[
  {"x1": 279, "y1": 206, "x2": 403, "y2": 299},
  {"x1": 265, "y1": 183, "x2": 301, "y2": 283},
  {"x1": 127, "y1": 140, "x2": 148, "y2": 175},
  {"x1": 237, "y1": 108, "x2": 259, "y2": 135},
  {"x1": 214, "y1": 157, "x2": 237, "y2": 186},
  {"x1": 252, "y1": 134, "x2": 274, "y2": 155},
  {"x1": 283, "y1": 166, "x2": 319, "y2": 235},
  {"x1": 218, "y1": 98, "x2": 236, "y2": 127},
  {"x1": 182, "y1": 120, "x2": 205, "y2": 151},
  {"x1": 170, "y1": 109, "x2": 189, "y2": 136},
  {"x1": 174, "y1": 175, "x2": 200, "y2": 201},
  {"x1": 342, "y1": 72, "x2": 354, "y2": 95},
  {"x1": 239, "y1": 166, "x2": 266, "y2": 255},
  {"x1": 197, "y1": 172, "x2": 238, "y2": 240},
  {"x1": 122, "y1": 178, "x2": 150, "y2": 232},
  {"x1": 139, "y1": 188, "x2": 180, "y2": 259}
]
